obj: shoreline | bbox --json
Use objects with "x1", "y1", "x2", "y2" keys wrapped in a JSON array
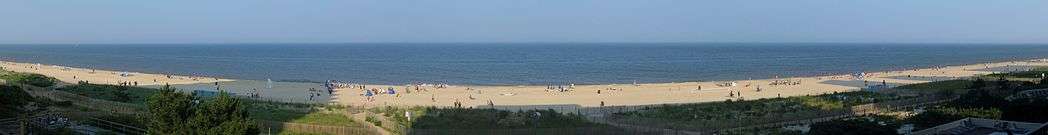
[{"x1": 4, "y1": 58, "x2": 1048, "y2": 107}]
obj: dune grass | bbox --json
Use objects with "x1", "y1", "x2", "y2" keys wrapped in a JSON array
[
  {"x1": 614, "y1": 91, "x2": 902, "y2": 122},
  {"x1": 0, "y1": 70, "x2": 56, "y2": 87}
]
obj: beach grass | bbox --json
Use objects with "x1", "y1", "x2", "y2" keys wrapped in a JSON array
[
  {"x1": 614, "y1": 91, "x2": 901, "y2": 122},
  {"x1": 0, "y1": 70, "x2": 56, "y2": 87},
  {"x1": 983, "y1": 66, "x2": 1048, "y2": 79},
  {"x1": 57, "y1": 83, "x2": 158, "y2": 105},
  {"x1": 248, "y1": 107, "x2": 358, "y2": 126},
  {"x1": 894, "y1": 80, "x2": 973, "y2": 94},
  {"x1": 371, "y1": 107, "x2": 599, "y2": 129}
]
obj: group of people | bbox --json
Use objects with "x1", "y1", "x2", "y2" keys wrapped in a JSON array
[
  {"x1": 769, "y1": 80, "x2": 801, "y2": 86},
  {"x1": 546, "y1": 83, "x2": 575, "y2": 92},
  {"x1": 325, "y1": 80, "x2": 357, "y2": 89},
  {"x1": 362, "y1": 87, "x2": 399, "y2": 102},
  {"x1": 117, "y1": 81, "x2": 138, "y2": 86},
  {"x1": 307, "y1": 87, "x2": 326, "y2": 101}
]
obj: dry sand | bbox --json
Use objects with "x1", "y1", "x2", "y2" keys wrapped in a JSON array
[
  {"x1": 335, "y1": 59, "x2": 1048, "y2": 108},
  {"x1": 1, "y1": 60, "x2": 232, "y2": 86},
  {"x1": 4, "y1": 59, "x2": 1048, "y2": 108}
]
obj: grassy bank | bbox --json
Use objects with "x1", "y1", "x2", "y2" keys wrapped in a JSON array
[
  {"x1": 613, "y1": 91, "x2": 907, "y2": 124},
  {"x1": 0, "y1": 70, "x2": 56, "y2": 87},
  {"x1": 51, "y1": 82, "x2": 362, "y2": 128}
]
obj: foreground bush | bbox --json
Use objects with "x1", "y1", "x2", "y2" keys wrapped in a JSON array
[
  {"x1": 147, "y1": 85, "x2": 258, "y2": 135},
  {"x1": 0, "y1": 85, "x2": 33, "y2": 118}
]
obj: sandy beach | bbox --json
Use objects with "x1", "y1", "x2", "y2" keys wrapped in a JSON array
[
  {"x1": 1, "y1": 60, "x2": 233, "y2": 86},
  {"x1": 334, "y1": 59, "x2": 1048, "y2": 108},
  {"x1": 4, "y1": 59, "x2": 1048, "y2": 108}
]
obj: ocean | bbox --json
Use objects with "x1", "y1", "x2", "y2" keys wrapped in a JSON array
[{"x1": 0, "y1": 43, "x2": 1045, "y2": 85}]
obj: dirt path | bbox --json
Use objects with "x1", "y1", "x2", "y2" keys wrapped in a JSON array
[{"x1": 348, "y1": 113, "x2": 395, "y2": 135}]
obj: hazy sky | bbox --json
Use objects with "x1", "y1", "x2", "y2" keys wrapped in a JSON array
[{"x1": 2, "y1": 0, "x2": 1047, "y2": 44}]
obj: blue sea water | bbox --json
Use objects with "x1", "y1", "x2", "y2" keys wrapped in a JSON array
[{"x1": 0, "y1": 43, "x2": 1045, "y2": 85}]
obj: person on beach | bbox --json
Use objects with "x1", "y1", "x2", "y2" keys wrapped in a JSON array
[
  {"x1": 308, "y1": 92, "x2": 315, "y2": 101},
  {"x1": 454, "y1": 98, "x2": 461, "y2": 108},
  {"x1": 364, "y1": 89, "x2": 374, "y2": 102},
  {"x1": 488, "y1": 100, "x2": 494, "y2": 107}
]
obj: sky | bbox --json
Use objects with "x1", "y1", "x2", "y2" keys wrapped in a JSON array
[{"x1": 1, "y1": 0, "x2": 1047, "y2": 44}]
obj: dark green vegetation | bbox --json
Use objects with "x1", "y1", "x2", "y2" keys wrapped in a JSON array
[
  {"x1": 0, "y1": 70, "x2": 56, "y2": 87},
  {"x1": 0, "y1": 85, "x2": 33, "y2": 118},
  {"x1": 55, "y1": 82, "x2": 360, "y2": 127},
  {"x1": 613, "y1": 91, "x2": 907, "y2": 124},
  {"x1": 808, "y1": 117, "x2": 898, "y2": 135},
  {"x1": 893, "y1": 80, "x2": 973, "y2": 95},
  {"x1": 369, "y1": 106, "x2": 644, "y2": 135},
  {"x1": 910, "y1": 107, "x2": 1001, "y2": 129},
  {"x1": 373, "y1": 107, "x2": 596, "y2": 129},
  {"x1": 984, "y1": 66, "x2": 1048, "y2": 79},
  {"x1": 909, "y1": 77, "x2": 1048, "y2": 129},
  {"x1": 146, "y1": 85, "x2": 259, "y2": 134},
  {"x1": 2, "y1": 71, "x2": 366, "y2": 134}
]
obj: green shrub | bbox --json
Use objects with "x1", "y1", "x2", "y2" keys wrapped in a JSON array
[
  {"x1": 910, "y1": 107, "x2": 1001, "y2": 129},
  {"x1": 0, "y1": 85, "x2": 33, "y2": 117},
  {"x1": 809, "y1": 118, "x2": 897, "y2": 135},
  {"x1": 0, "y1": 71, "x2": 55, "y2": 87}
]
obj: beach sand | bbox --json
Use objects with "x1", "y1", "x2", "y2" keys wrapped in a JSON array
[
  {"x1": 335, "y1": 59, "x2": 1048, "y2": 108},
  {"x1": 1, "y1": 60, "x2": 232, "y2": 86},
  {"x1": 4, "y1": 59, "x2": 1048, "y2": 108}
]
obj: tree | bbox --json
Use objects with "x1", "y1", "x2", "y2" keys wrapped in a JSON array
[
  {"x1": 188, "y1": 92, "x2": 258, "y2": 135},
  {"x1": 146, "y1": 85, "x2": 258, "y2": 135},
  {"x1": 0, "y1": 85, "x2": 33, "y2": 118},
  {"x1": 146, "y1": 85, "x2": 196, "y2": 134},
  {"x1": 1002, "y1": 98, "x2": 1048, "y2": 123}
]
